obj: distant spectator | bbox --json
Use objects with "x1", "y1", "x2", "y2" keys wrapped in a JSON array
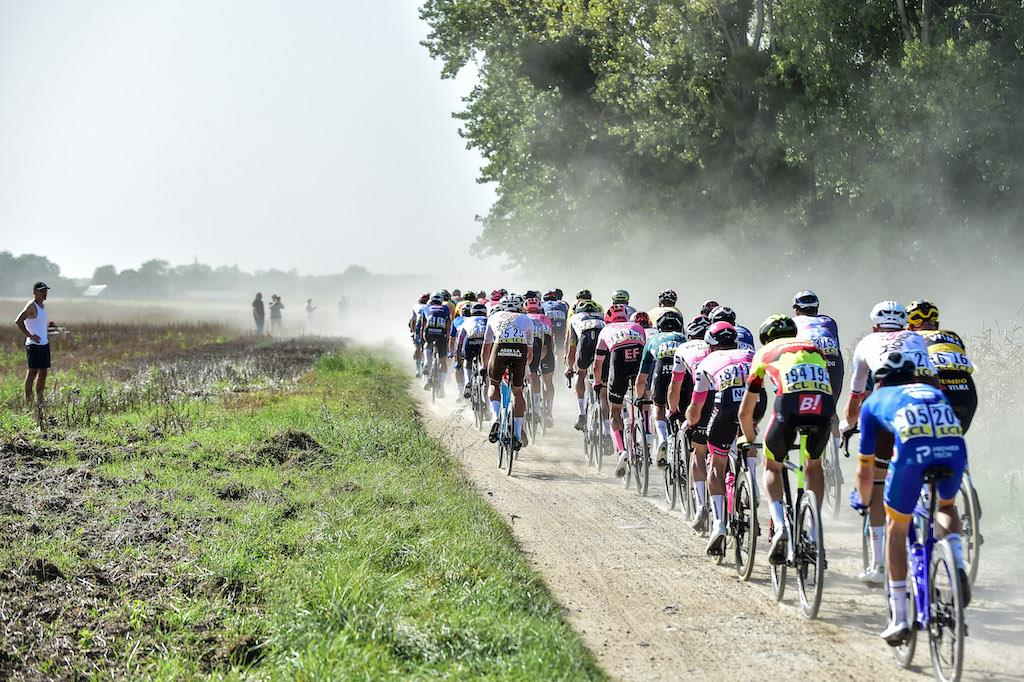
[
  {"x1": 304, "y1": 298, "x2": 317, "y2": 331},
  {"x1": 252, "y1": 292, "x2": 265, "y2": 335},
  {"x1": 269, "y1": 294, "x2": 284, "y2": 334},
  {"x1": 14, "y1": 282, "x2": 51, "y2": 405}
]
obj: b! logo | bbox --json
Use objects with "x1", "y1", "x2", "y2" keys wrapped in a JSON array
[{"x1": 798, "y1": 394, "x2": 822, "y2": 415}]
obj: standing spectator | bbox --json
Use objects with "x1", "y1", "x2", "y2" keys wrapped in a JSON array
[
  {"x1": 252, "y1": 292, "x2": 265, "y2": 335},
  {"x1": 14, "y1": 281, "x2": 51, "y2": 405},
  {"x1": 304, "y1": 298, "x2": 317, "y2": 333},
  {"x1": 269, "y1": 295, "x2": 284, "y2": 334}
]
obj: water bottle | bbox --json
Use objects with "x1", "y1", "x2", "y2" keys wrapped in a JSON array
[{"x1": 725, "y1": 472, "x2": 736, "y2": 514}]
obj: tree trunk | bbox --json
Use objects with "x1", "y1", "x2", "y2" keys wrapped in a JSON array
[
  {"x1": 895, "y1": 0, "x2": 913, "y2": 41},
  {"x1": 753, "y1": 0, "x2": 766, "y2": 51},
  {"x1": 921, "y1": 0, "x2": 931, "y2": 45}
]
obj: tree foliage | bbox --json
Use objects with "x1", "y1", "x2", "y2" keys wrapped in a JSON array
[{"x1": 420, "y1": 0, "x2": 1024, "y2": 268}]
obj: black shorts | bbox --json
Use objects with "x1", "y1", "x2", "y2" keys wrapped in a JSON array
[
  {"x1": 424, "y1": 335, "x2": 446, "y2": 355},
  {"x1": 689, "y1": 389, "x2": 716, "y2": 445},
  {"x1": 652, "y1": 358, "x2": 674, "y2": 406},
  {"x1": 825, "y1": 354, "x2": 845, "y2": 405},
  {"x1": 706, "y1": 400, "x2": 741, "y2": 454},
  {"x1": 26, "y1": 343, "x2": 51, "y2": 370},
  {"x1": 539, "y1": 342, "x2": 555, "y2": 374},
  {"x1": 530, "y1": 339, "x2": 543, "y2": 373},
  {"x1": 763, "y1": 392, "x2": 834, "y2": 463},
  {"x1": 575, "y1": 330, "x2": 600, "y2": 370},
  {"x1": 463, "y1": 340, "x2": 482, "y2": 365},
  {"x1": 488, "y1": 343, "x2": 528, "y2": 388},
  {"x1": 605, "y1": 345, "x2": 643, "y2": 404},
  {"x1": 939, "y1": 372, "x2": 977, "y2": 433}
]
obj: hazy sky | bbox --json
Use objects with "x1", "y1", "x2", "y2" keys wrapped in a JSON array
[{"x1": 0, "y1": 0, "x2": 496, "y2": 278}]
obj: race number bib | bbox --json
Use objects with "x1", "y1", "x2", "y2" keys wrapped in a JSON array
[
  {"x1": 892, "y1": 402, "x2": 962, "y2": 442},
  {"x1": 782, "y1": 363, "x2": 831, "y2": 393}
]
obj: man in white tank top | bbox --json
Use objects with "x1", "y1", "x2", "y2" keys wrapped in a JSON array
[{"x1": 14, "y1": 281, "x2": 52, "y2": 405}]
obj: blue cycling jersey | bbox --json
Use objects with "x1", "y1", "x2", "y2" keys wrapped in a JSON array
[
  {"x1": 419, "y1": 304, "x2": 451, "y2": 338},
  {"x1": 639, "y1": 331, "x2": 686, "y2": 374}
]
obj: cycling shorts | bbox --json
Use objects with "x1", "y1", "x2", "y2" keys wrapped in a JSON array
[
  {"x1": 575, "y1": 330, "x2": 600, "y2": 370},
  {"x1": 706, "y1": 401, "x2": 740, "y2": 455},
  {"x1": 604, "y1": 345, "x2": 643, "y2": 404},
  {"x1": 425, "y1": 336, "x2": 446, "y2": 355},
  {"x1": 938, "y1": 372, "x2": 977, "y2": 433},
  {"x1": 488, "y1": 343, "x2": 528, "y2": 388},
  {"x1": 539, "y1": 342, "x2": 556, "y2": 374},
  {"x1": 763, "y1": 392, "x2": 835, "y2": 463},
  {"x1": 652, "y1": 358, "x2": 674, "y2": 406},
  {"x1": 884, "y1": 447, "x2": 966, "y2": 522},
  {"x1": 689, "y1": 388, "x2": 715, "y2": 446},
  {"x1": 462, "y1": 340, "x2": 482, "y2": 365},
  {"x1": 826, "y1": 354, "x2": 845, "y2": 406},
  {"x1": 530, "y1": 338, "x2": 544, "y2": 374}
]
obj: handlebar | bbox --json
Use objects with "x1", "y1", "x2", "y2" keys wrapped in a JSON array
[{"x1": 841, "y1": 427, "x2": 860, "y2": 458}]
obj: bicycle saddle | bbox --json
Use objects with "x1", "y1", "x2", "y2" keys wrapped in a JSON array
[{"x1": 922, "y1": 465, "x2": 955, "y2": 483}]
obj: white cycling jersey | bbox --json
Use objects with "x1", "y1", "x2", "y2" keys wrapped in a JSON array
[
  {"x1": 850, "y1": 329, "x2": 937, "y2": 395},
  {"x1": 484, "y1": 311, "x2": 535, "y2": 346},
  {"x1": 671, "y1": 339, "x2": 711, "y2": 382}
]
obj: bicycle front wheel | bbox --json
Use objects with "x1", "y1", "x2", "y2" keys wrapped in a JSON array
[
  {"x1": 795, "y1": 490, "x2": 825, "y2": 618},
  {"x1": 823, "y1": 436, "x2": 842, "y2": 518},
  {"x1": 958, "y1": 477, "x2": 981, "y2": 587},
  {"x1": 929, "y1": 540, "x2": 966, "y2": 682},
  {"x1": 664, "y1": 435, "x2": 678, "y2": 509},
  {"x1": 733, "y1": 470, "x2": 757, "y2": 581},
  {"x1": 634, "y1": 423, "x2": 650, "y2": 497}
]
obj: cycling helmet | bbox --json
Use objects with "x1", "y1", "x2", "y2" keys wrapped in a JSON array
[
  {"x1": 657, "y1": 311, "x2": 685, "y2": 332},
  {"x1": 554, "y1": 288, "x2": 563, "y2": 300},
  {"x1": 418, "y1": 293, "x2": 430, "y2": 305},
  {"x1": 758, "y1": 314, "x2": 798, "y2": 345},
  {"x1": 792, "y1": 290, "x2": 819, "y2": 311},
  {"x1": 490, "y1": 289, "x2": 502, "y2": 301},
  {"x1": 576, "y1": 289, "x2": 592, "y2": 301},
  {"x1": 705, "y1": 321, "x2": 738, "y2": 347},
  {"x1": 429, "y1": 293, "x2": 443, "y2": 304},
  {"x1": 498, "y1": 293, "x2": 525, "y2": 313},
  {"x1": 525, "y1": 297, "x2": 542, "y2": 313},
  {"x1": 440, "y1": 289, "x2": 451, "y2": 302},
  {"x1": 658, "y1": 289, "x2": 678, "y2": 306},
  {"x1": 708, "y1": 305, "x2": 736, "y2": 325},
  {"x1": 543, "y1": 290, "x2": 558, "y2": 301},
  {"x1": 499, "y1": 288, "x2": 508, "y2": 296},
  {"x1": 452, "y1": 289, "x2": 461, "y2": 297},
  {"x1": 605, "y1": 304, "x2": 628, "y2": 323},
  {"x1": 906, "y1": 299, "x2": 939, "y2": 327},
  {"x1": 463, "y1": 290, "x2": 476, "y2": 302},
  {"x1": 470, "y1": 303, "x2": 488, "y2": 316},
  {"x1": 874, "y1": 351, "x2": 917, "y2": 385},
  {"x1": 630, "y1": 311, "x2": 652, "y2": 328},
  {"x1": 685, "y1": 315, "x2": 711, "y2": 340},
  {"x1": 870, "y1": 300, "x2": 906, "y2": 330},
  {"x1": 700, "y1": 300, "x2": 720, "y2": 317},
  {"x1": 524, "y1": 289, "x2": 540, "y2": 300},
  {"x1": 611, "y1": 289, "x2": 630, "y2": 304},
  {"x1": 575, "y1": 300, "x2": 600, "y2": 314}
]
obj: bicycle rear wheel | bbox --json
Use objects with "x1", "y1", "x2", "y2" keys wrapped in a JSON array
[
  {"x1": 664, "y1": 435, "x2": 678, "y2": 509},
  {"x1": 733, "y1": 470, "x2": 757, "y2": 581},
  {"x1": 958, "y1": 477, "x2": 981, "y2": 587},
  {"x1": 682, "y1": 440, "x2": 696, "y2": 522},
  {"x1": 795, "y1": 490, "x2": 825, "y2": 618},
  {"x1": 633, "y1": 422, "x2": 649, "y2": 497},
  {"x1": 770, "y1": 515, "x2": 788, "y2": 602},
  {"x1": 929, "y1": 540, "x2": 966, "y2": 682},
  {"x1": 822, "y1": 436, "x2": 842, "y2": 518}
]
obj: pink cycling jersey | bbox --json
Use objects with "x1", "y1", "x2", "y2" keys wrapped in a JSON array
[
  {"x1": 596, "y1": 321, "x2": 647, "y2": 353},
  {"x1": 671, "y1": 339, "x2": 711, "y2": 383},
  {"x1": 527, "y1": 312, "x2": 553, "y2": 340},
  {"x1": 692, "y1": 348, "x2": 755, "y2": 402}
]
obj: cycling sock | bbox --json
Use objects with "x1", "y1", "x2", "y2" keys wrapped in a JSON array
[
  {"x1": 577, "y1": 398, "x2": 585, "y2": 415},
  {"x1": 712, "y1": 495, "x2": 724, "y2": 522},
  {"x1": 656, "y1": 419, "x2": 669, "y2": 445},
  {"x1": 770, "y1": 501, "x2": 786, "y2": 532},
  {"x1": 490, "y1": 400, "x2": 501, "y2": 419},
  {"x1": 513, "y1": 417, "x2": 523, "y2": 438},
  {"x1": 870, "y1": 526, "x2": 885, "y2": 568},
  {"x1": 945, "y1": 533, "x2": 965, "y2": 568},
  {"x1": 602, "y1": 419, "x2": 611, "y2": 436},
  {"x1": 415, "y1": 358, "x2": 422, "y2": 371},
  {"x1": 746, "y1": 457, "x2": 758, "y2": 487},
  {"x1": 888, "y1": 580, "x2": 908, "y2": 623},
  {"x1": 613, "y1": 429, "x2": 625, "y2": 451},
  {"x1": 695, "y1": 481, "x2": 707, "y2": 506}
]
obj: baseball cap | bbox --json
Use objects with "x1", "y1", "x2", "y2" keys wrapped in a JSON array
[{"x1": 33, "y1": 281, "x2": 50, "y2": 291}]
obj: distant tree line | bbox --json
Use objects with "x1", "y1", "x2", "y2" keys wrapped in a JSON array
[{"x1": 420, "y1": 0, "x2": 1024, "y2": 268}]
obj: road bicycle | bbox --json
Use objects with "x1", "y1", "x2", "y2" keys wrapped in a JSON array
[
  {"x1": 879, "y1": 465, "x2": 968, "y2": 682},
  {"x1": 583, "y1": 377, "x2": 605, "y2": 472},
  {"x1": 763, "y1": 426, "x2": 827, "y2": 619},
  {"x1": 524, "y1": 381, "x2": 538, "y2": 445},
  {"x1": 663, "y1": 420, "x2": 688, "y2": 513},
  {"x1": 821, "y1": 417, "x2": 844, "y2": 518},
  {"x1": 467, "y1": 357, "x2": 488, "y2": 430},
  {"x1": 622, "y1": 379, "x2": 652, "y2": 496},
  {"x1": 720, "y1": 441, "x2": 758, "y2": 581},
  {"x1": 495, "y1": 375, "x2": 516, "y2": 476}
]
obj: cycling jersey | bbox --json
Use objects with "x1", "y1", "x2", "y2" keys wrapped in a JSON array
[
  {"x1": 596, "y1": 321, "x2": 647, "y2": 403},
  {"x1": 747, "y1": 338, "x2": 832, "y2": 396},
  {"x1": 850, "y1": 330, "x2": 937, "y2": 396},
  {"x1": 528, "y1": 312, "x2": 555, "y2": 374},
  {"x1": 640, "y1": 330, "x2": 686, "y2": 406},
  {"x1": 542, "y1": 300, "x2": 569, "y2": 337},
  {"x1": 919, "y1": 329, "x2": 977, "y2": 431},
  {"x1": 420, "y1": 304, "x2": 451, "y2": 339},
  {"x1": 793, "y1": 313, "x2": 841, "y2": 358},
  {"x1": 670, "y1": 339, "x2": 713, "y2": 443},
  {"x1": 648, "y1": 305, "x2": 681, "y2": 325},
  {"x1": 860, "y1": 383, "x2": 967, "y2": 520},
  {"x1": 454, "y1": 300, "x2": 474, "y2": 318},
  {"x1": 485, "y1": 311, "x2": 534, "y2": 387},
  {"x1": 734, "y1": 324, "x2": 755, "y2": 351},
  {"x1": 457, "y1": 316, "x2": 488, "y2": 356},
  {"x1": 569, "y1": 312, "x2": 605, "y2": 370},
  {"x1": 484, "y1": 311, "x2": 535, "y2": 347},
  {"x1": 693, "y1": 348, "x2": 755, "y2": 454}
]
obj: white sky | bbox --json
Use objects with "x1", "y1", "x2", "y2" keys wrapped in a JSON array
[{"x1": 0, "y1": 0, "x2": 496, "y2": 278}]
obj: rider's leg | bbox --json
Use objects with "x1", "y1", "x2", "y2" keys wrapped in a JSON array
[
  {"x1": 610, "y1": 399, "x2": 625, "y2": 451},
  {"x1": 530, "y1": 371, "x2": 541, "y2": 412},
  {"x1": 764, "y1": 459, "x2": 786, "y2": 529},
  {"x1": 885, "y1": 518, "x2": 911, "y2": 627},
  {"x1": 868, "y1": 465, "x2": 887, "y2": 571},
  {"x1": 543, "y1": 371, "x2": 555, "y2": 414},
  {"x1": 599, "y1": 387, "x2": 611, "y2": 435},
  {"x1": 708, "y1": 448, "x2": 728, "y2": 524},
  {"x1": 805, "y1": 459, "x2": 824, "y2": 510},
  {"x1": 511, "y1": 385, "x2": 526, "y2": 439},
  {"x1": 574, "y1": 369, "x2": 586, "y2": 414},
  {"x1": 691, "y1": 443, "x2": 708, "y2": 506}
]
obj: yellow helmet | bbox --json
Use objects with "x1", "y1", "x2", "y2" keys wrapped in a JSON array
[{"x1": 906, "y1": 300, "x2": 939, "y2": 326}]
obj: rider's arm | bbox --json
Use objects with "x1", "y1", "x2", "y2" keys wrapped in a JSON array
[
  {"x1": 738, "y1": 387, "x2": 760, "y2": 444},
  {"x1": 14, "y1": 301, "x2": 38, "y2": 341},
  {"x1": 855, "y1": 401, "x2": 880, "y2": 505}
]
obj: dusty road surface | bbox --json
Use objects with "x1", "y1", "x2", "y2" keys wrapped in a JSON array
[{"x1": 416, "y1": 389, "x2": 1024, "y2": 681}]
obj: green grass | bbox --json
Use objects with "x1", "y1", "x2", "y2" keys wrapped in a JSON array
[{"x1": 0, "y1": 348, "x2": 603, "y2": 680}]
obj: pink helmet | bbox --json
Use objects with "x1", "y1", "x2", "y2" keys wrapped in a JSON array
[
  {"x1": 525, "y1": 297, "x2": 542, "y2": 313},
  {"x1": 705, "y1": 321, "x2": 737, "y2": 347},
  {"x1": 605, "y1": 304, "x2": 628, "y2": 323}
]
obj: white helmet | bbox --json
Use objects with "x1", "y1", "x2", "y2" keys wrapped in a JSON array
[
  {"x1": 498, "y1": 293, "x2": 525, "y2": 313},
  {"x1": 870, "y1": 300, "x2": 906, "y2": 330}
]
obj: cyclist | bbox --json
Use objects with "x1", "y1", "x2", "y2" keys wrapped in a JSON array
[
  {"x1": 668, "y1": 315, "x2": 713, "y2": 528},
  {"x1": 458, "y1": 303, "x2": 489, "y2": 399},
  {"x1": 455, "y1": 291, "x2": 476, "y2": 318},
  {"x1": 440, "y1": 289, "x2": 456, "y2": 319},
  {"x1": 739, "y1": 315, "x2": 833, "y2": 564},
  {"x1": 850, "y1": 351, "x2": 969, "y2": 643},
  {"x1": 592, "y1": 304, "x2": 647, "y2": 478},
  {"x1": 419, "y1": 292, "x2": 452, "y2": 397},
  {"x1": 630, "y1": 310, "x2": 652, "y2": 330},
  {"x1": 699, "y1": 300, "x2": 720, "y2": 318},
  {"x1": 564, "y1": 300, "x2": 605, "y2": 431},
  {"x1": 906, "y1": 300, "x2": 978, "y2": 432},
  {"x1": 451, "y1": 289, "x2": 463, "y2": 304},
  {"x1": 526, "y1": 296, "x2": 556, "y2": 427},
  {"x1": 648, "y1": 289, "x2": 681, "y2": 327},
  {"x1": 610, "y1": 289, "x2": 636, "y2": 319},
  {"x1": 708, "y1": 305, "x2": 755, "y2": 350},
  {"x1": 542, "y1": 290, "x2": 570, "y2": 358},
  {"x1": 486, "y1": 289, "x2": 504, "y2": 312},
  {"x1": 482, "y1": 294, "x2": 534, "y2": 451},
  {"x1": 448, "y1": 300, "x2": 469, "y2": 400},
  {"x1": 841, "y1": 300, "x2": 939, "y2": 583},
  {"x1": 684, "y1": 322, "x2": 755, "y2": 554},
  {"x1": 792, "y1": 290, "x2": 844, "y2": 427},
  {"x1": 410, "y1": 292, "x2": 430, "y2": 377},
  {"x1": 636, "y1": 311, "x2": 686, "y2": 467}
]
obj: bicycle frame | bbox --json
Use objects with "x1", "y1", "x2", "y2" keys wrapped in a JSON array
[{"x1": 908, "y1": 482, "x2": 940, "y2": 633}]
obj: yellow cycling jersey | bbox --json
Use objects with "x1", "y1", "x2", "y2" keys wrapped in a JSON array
[
  {"x1": 919, "y1": 329, "x2": 974, "y2": 374},
  {"x1": 748, "y1": 337, "x2": 832, "y2": 395},
  {"x1": 454, "y1": 300, "x2": 473, "y2": 318},
  {"x1": 648, "y1": 306, "x2": 681, "y2": 325},
  {"x1": 567, "y1": 299, "x2": 604, "y2": 322}
]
